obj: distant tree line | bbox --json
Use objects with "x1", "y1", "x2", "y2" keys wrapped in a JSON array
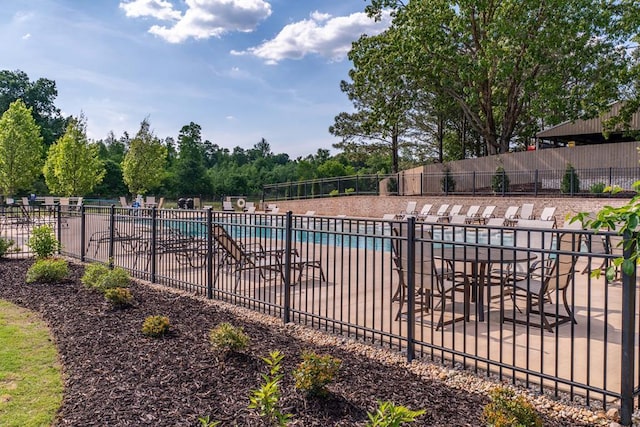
[{"x1": 0, "y1": 70, "x2": 394, "y2": 200}]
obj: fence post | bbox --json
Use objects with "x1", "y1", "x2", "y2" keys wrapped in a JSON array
[
  {"x1": 609, "y1": 167, "x2": 613, "y2": 198},
  {"x1": 620, "y1": 229, "x2": 636, "y2": 426},
  {"x1": 150, "y1": 207, "x2": 157, "y2": 283},
  {"x1": 472, "y1": 171, "x2": 476, "y2": 196},
  {"x1": 283, "y1": 211, "x2": 293, "y2": 324},
  {"x1": 501, "y1": 169, "x2": 506, "y2": 196},
  {"x1": 56, "y1": 203, "x2": 62, "y2": 256},
  {"x1": 406, "y1": 216, "x2": 416, "y2": 362},
  {"x1": 534, "y1": 169, "x2": 539, "y2": 197},
  {"x1": 206, "y1": 207, "x2": 213, "y2": 299},
  {"x1": 80, "y1": 205, "x2": 86, "y2": 262},
  {"x1": 108, "y1": 205, "x2": 115, "y2": 269}
]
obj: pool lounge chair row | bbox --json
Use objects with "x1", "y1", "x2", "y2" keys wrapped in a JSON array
[{"x1": 392, "y1": 202, "x2": 557, "y2": 227}]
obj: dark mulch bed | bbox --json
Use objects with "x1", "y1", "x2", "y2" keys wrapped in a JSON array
[{"x1": 0, "y1": 258, "x2": 589, "y2": 426}]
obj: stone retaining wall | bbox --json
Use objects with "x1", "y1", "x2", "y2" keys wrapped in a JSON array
[{"x1": 272, "y1": 195, "x2": 631, "y2": 224}]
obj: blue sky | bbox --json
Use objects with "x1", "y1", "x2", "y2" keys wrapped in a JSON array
[{"x1": 0, "y1": 0, "x2": 391, "y2": 158}]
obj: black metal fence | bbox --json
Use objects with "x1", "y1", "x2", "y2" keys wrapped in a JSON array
[
  {"x1": 2, "y1": 205, "x2": 639, "y2": 424},
  {"x1": 262, "y1": 166, "x2": 640, "y2": 201}
]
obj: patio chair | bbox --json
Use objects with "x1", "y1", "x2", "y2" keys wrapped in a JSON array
[
  {"x1": 539, "y1": 206, "x2": 557, "y2": 227},
  {"x1": 463, "y1": 205, "x2": 480, "y2": 223},
  {"x1": 396, "y1": 201, "x2": 418, "y2": 219},
  {"x1": 502, "y1": 206, "x2": 520, "y2": 226},
  {"x1": 156, "y1": 197, "x2": 165, "y2": 209},
  {"x1": 211, "y1": 224, "x2": 284, "y2": 290},
  {"x1": 119, "y1": 196, "x2": 130, "y2": 208},
  {"x1": 391, "y1": 225, "x2": 470, "y2": 330},
  {"x1": 448, "y1": 205, "x2": 463, "y2": 217},
  {"x1": 222, "y1": 200, "x2": 235, "y2": 212},
  {"x1": 43, "y1": 196, "x2": 55, "y2": 214},
  {"x1": 486, "y1": 219, "x2": 555, "y2": 295},
  {"x1": 501, "y1": 231, "x2": 579, "y2": 332},
  {"x1": 416, "y1": 203, "x2": 433, "y2": 221},
  {"x1": 518, "y1": 203, "x2": 535, "y2": 220}
]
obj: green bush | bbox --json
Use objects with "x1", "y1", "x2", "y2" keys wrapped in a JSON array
[
  {"x1": 491, "y1": 166, "x2": 510, "y2": 194},
  {"x1": 142, "y1": 315, "x2": 170, "y2": 337},
  {"x1": 81, "y1": 264, "x2": 130, "y2": 292},
  {"x1": 81, "y1": 263, "x2": 110, "y2": 289},
  {"x1": 98, "y1": 267, "x2": 131, "y2": 290},
  {"x1": 482, "y1": 387, "x2": 542, "y2": 427},
  {"x1": 209, "y1": 323, "x2": 249, "y2": 353},
  {"x1": 293, "y1": 352, "x2": 341, "y2": 397},
  {"x1": 561, "y1": 163, "x2": 580, "y2": 194},
  {"x1": 329, "y1": 189, "x2": 339, "y2": 197},
  {"x1": 0, "y1": 237, "x2": 15, "y2": 257},
  {"x1": 248, "y1": 350, "x2": 292, "y2": 426},
  {"x1": 366, "y1": 401, "x2": 425, "y2": 426},
  {"x1": 26, "y1": 258, "x2": 69, "y2": 283},
  {"x1": 27, "y1": 225, "x2": 59, "y2": 259},
  {"x1": 104, "y1": 287, "x2": 133, "y2": 308},
  {"x1": 344, "y1": 187, "x2": 355, "y2": 194},
  {"x1": 590, "y1": 182, "x2": 606, "y2": 194}
]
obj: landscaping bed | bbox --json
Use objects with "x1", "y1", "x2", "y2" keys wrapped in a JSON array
[{"x1": 0, "y1": 258, "x2": 593, "y2": 426}]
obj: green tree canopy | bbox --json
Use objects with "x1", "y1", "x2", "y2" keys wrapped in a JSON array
[
  {"x1": 122, "y1": 118, "x2": 167, "y2": 195},
  {"x1": 43, "y1": 115, "x2": 105, "y2": 196},
  {"x1": 363, "y1": 0, "x2": 632, "y2": 155},
  {"x1": 173, "y1": 122, "x2": 210, "y2": 197},
  {"x1": 0, "y1": 70, "x2": 66, "y2": 146},
  {"x1": 0, "y1": 99, "x2": 44, "y2": 195}
]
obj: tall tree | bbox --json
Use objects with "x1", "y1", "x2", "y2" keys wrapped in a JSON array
[
  {"x1": 0, "y1": 70, "x2": 66, "y2": 146},
  {"x1": 0, "y1": 99, "x2": 44, "y2": 196},
  {"x1": 364, "y1": 0, "x2": 631, "y2": 155},
  {"x1": 331, "y1": 29, "x2": 419, "y2": 173},
  {"x1": 43, "y1": 115, "x2": 105, "y2": 196},
  {"x1": 173, "y1": 122, "x2": 209, "y2": 196},
  {"x1": 122, "y1": 119, "x2": 167, "y2": 195}
]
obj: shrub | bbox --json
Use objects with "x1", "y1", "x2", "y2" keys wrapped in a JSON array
[
  {"x1": 104, "y1": 287, "x2": 133, "y2": 308},
  {"x1": 27, "y1": 225, "x2": 59, "y2": 259},
  {"x1": 142, "y1": 315, "x2": 170, "y2": 337},
  {"x1": 440, "y1": 167, "x2": 456, "y2": 193},
  {"x1": 561, "y1": 163, "x2": 580, "y2": 194},
  {"x1": 590, "y1": 182, "x2": 606, "y2": 194},
  {"x1": 0, "y1": 237, "x2": 15, "y2": 257},
  {"x1": 26, "y1": 258, "x2": 69, "y2": 283},
  {"x1": 248, "y1": 350, "x2": 292, "y2": 426},
  {"x1": 81, "y1": 262, "x2": 110, "y2": 289},
  {"x1": 329, "y1": 189, "x2": 339, "y2": 197},
  {"x1": 209, "y1": 323, "x2": 249, "y2": 354},
  {"x1": 491, "y1": 166, "x2": 510, "y2": 194},
  {"x1": 293, "y1": 352, "x2": 341, "y2": 397},
  {"x1": 344, "y1": 187, "x2": 355, "y2": 194},
  {"x1": 98, "y1": 267, "x2": 131, "y2": 290},
  {"x1": 366, "y1": 401, "x2": 425, "y2": 426},
  {"x1": 482, "y1": 387, "x2": 542, "y2": 427},
  {"x1": 198, "y1": 416, "x2": 220, "y2": 426}
]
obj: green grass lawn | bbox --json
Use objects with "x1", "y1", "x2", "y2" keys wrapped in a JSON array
[{"x1": 0, "y1": 299, "x2": 63, "y2": 427}]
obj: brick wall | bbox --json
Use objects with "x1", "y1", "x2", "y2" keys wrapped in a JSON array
[{"x1": 272, "y1": 195, "x2": 630, "y2": 224}]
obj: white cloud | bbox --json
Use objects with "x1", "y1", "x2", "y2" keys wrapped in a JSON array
[
  {"x1": 119, "y1": 0, "x2": 182, "y2": 21},
  {"x1": 233, "y1": 10, "x2": 392, "y2": 64},
  {"x1": 122, "y1": 0, "x2": 272, "y2": 43},
  {"x1": 22, "y1": 33, "x2": 31, "y2": 40}
]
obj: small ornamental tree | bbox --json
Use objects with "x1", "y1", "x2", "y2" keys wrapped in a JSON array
[
  {"x1": 122, "y1": 118, "x2": 167, "y2": 195},
  {"x1": 561, "y1": 163, "x2": 580, "y2": 194},
  {"x1": 491, "y1": 166, "x2": 510, "y2": 194},
  {"x1": 43, "y1": 115, "x2": 105, "y2": 196},
  {"x1": 0, "y1": 99, "x2": 44, "y2": 196}
]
